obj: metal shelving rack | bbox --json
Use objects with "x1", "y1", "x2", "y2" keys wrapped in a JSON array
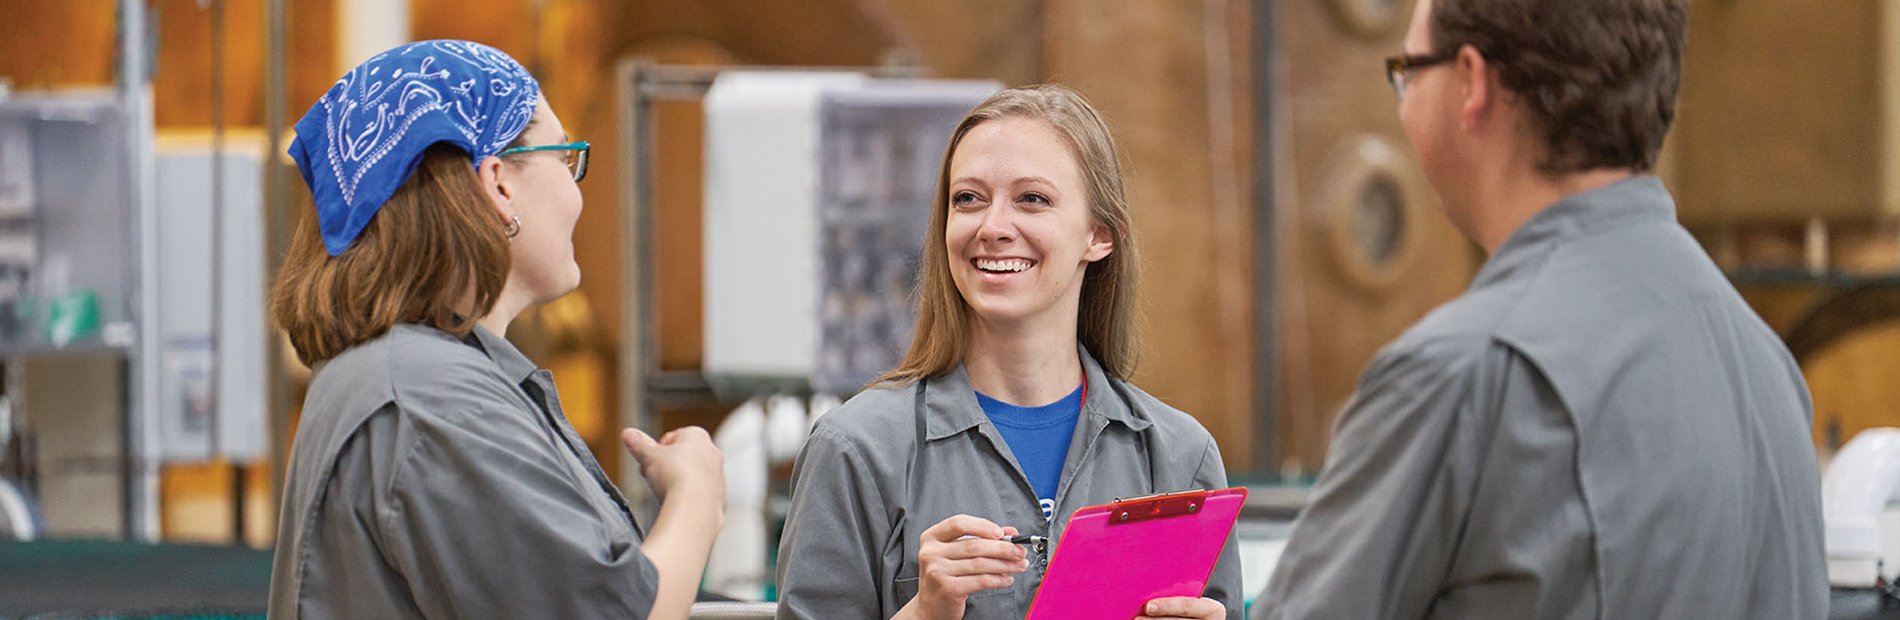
[
  {"x1": 613, "y1": 61, "x2": 924, "y2": 501},
  {"x1": 0, "y1": 0, "x2": 160, "y2": 541}
]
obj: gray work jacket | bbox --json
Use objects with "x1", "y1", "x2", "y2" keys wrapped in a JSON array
[
  {"x1": 776, "y1": 344, "x2": 1243, "y2": 619},
  {"x1": 268, "y1": 323, "x2": 659, "y2": 619},
  {"x1": 1255, "y1": 177, "x2": 1827, "y2": 619}
]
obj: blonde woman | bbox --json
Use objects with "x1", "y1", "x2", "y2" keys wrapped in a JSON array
[{"x1": 776, "y1": 84, "x2": 1240, "y2": 620}]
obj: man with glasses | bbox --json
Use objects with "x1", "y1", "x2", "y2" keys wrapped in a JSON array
[{"x1": 1253, "y1": 0, "x2": 1826, "y2": 618}]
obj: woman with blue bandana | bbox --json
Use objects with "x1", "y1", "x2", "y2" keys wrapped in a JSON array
[{"x1": 267, "y1": 40, "x2": 724, "y2": 619}]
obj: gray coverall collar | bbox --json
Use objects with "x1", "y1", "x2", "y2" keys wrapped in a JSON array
[{"x1": 921, "y1": 342, "x2": 1154, "y2": 441}]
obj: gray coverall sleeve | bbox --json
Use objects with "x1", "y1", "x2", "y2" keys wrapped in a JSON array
[
  {"x1": 1253, "y1": 344, "x2": 1478, "y2": 620},
  {"x1": 776, "y1": 426, "x2": 902, "y2": 619},
  {"x1": 375, "y1": 404, "x2": 660, "y2": 619},
  {"x1": 1192, "y1": 436, "x2": 1247, "y2": 620}
]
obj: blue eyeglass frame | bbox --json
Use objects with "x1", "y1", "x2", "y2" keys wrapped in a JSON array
[{"x1": 498, "y1": 140, "x2": 591, "y2": 182}]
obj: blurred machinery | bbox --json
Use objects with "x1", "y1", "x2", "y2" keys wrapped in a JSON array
[
  {"x1": 618, "y1": 64, "x2": 995, "y2": 460},
  {"x1": 0, "y1": 0, "x2": 269, "y2": 544},
  {"x1": 0, "y1": 89, "x2": 148, "y2": 541},
  {"x1": 1820, "y1": 428, "x2": 1900, "y2": 619},
  {"x1": 699, "y1": 72, "x2": 999, "y2": 395}
]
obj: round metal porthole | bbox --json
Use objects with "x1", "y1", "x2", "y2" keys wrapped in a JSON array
[
  {"x1": 1316, "y1": 135, "x2": 1427, "y2": 291},
  {"x1": 1324, "y1": 0, "x2": 1408, "y2": 40},
  {"x1": 1354, "y1": 176, "x2": 1406, "y2": 266}
]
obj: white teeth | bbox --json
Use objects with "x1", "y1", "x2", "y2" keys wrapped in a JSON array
[{"x1": 975, "y1": 258, "x2": 1033, "y2": 273}]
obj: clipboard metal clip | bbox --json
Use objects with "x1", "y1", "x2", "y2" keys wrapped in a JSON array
[{"x1": 1107, "y1": 489, "x2": 1210, "y2": 526}]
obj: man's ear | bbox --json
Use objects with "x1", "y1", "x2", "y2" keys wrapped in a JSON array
[
  {"x1": 475, "y1": 155, "x2": 515, "y2": 222},
  {"x1": 1456, "y1": 44, "x2": 1494, "y2": 132}
]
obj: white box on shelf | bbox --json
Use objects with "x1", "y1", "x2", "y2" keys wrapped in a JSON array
[{"x1": 701, "y1": 71, "x2": 868, "y2": 381}]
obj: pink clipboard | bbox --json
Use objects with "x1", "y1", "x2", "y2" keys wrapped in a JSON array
[{"x1": 1025, "y1": 487, "x2": 1246, "y2": 619}]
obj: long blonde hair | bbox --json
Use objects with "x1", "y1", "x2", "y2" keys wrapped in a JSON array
[{"x1": 874, "y1": 84, "x2": 1140, "y2": 386}]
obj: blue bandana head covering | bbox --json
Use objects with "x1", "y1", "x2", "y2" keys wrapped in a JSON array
[{"x1": 289, "y1": 39, "x2": 541, "y2": 256}]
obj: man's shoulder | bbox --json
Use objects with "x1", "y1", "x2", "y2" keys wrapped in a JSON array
[
  {"x1": 1506, "y1": 217, "x2": 1728, "y2": 336},
  {"x1": 1385, "y1": 285, "x2": 1518, "y2": 366}
]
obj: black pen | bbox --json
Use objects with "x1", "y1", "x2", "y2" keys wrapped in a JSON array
[
  {"x1": 956, "y1": 533, "x2": 1048, "y2": 547},
  {"x1": 1006, "y1": 534, "x2": 1046, "y2": 546}
]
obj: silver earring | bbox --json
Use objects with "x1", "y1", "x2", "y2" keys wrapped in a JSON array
[{"x1": 504, "y1": 215, "x2": 521, "y2": 239}]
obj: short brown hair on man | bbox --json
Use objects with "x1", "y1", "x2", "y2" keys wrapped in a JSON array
[
  {"x1": 271, "y1": 143, "x2": 512, "y2": 367},
  {"x1": 1429, "y1": 0, "x2": 1687, "y2": 174}
]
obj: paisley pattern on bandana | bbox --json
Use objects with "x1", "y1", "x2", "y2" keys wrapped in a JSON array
[{"x1": 289, "y1": 40, "x2": 540, "y2": 255}]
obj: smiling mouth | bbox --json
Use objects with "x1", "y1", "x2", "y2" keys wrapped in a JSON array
[{"x1": 974, "y1": 258, "x2": 1036, "y2": 274}]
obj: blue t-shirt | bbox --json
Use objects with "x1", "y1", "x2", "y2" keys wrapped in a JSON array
[{"x1": 975, "y1": 385, "x2": 1084, "y2": 523}]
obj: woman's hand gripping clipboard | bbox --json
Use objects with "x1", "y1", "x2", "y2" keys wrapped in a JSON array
[{"x1": 1024, "y1": 487, "x2": 1246, "y2": 619}]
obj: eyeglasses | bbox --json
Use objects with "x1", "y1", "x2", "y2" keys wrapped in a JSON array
[
  {"x1": 498, "y1": 140, "x2": 591, "y2": 182},
  {"x1": 1384, "y1": 52, "x2": 1456, "y2": 98}
]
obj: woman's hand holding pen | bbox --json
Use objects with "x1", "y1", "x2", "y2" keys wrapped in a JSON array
[{"x1": 898, "y1": 514, "x2": 1029, "y2": 620}]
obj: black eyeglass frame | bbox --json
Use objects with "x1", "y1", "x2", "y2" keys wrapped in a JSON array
[{"x1": 1383, "y1": 51, "x2": 1457, "y2": 97}]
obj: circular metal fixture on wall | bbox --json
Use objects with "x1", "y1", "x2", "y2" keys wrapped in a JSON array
[{"x1": 1315, "y1": 135, "x2": 1429, "y2": 291}]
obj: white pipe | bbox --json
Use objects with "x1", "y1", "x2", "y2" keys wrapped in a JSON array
[
  {"x1": 808, "y1": 393, "x2": 842, "y2": 432},
  {"x1": 705, "y1": 398, "x2": 770, "y2": 599},
  {"x1": 704, "y1": 394, "x2": 811, "y2": 599},
  {"x1": 766, "y1": 394, "x2": 808, "y2": 465}
]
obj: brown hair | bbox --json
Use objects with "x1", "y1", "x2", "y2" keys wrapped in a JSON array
[
  {"x1": 271, "y1": 143, "x2": 512, "y2": 366},
  {"x1": 1428, "y1": 0, "x2": 1687, "y2": 174},
  {"x1": 874, "y1": 84, "x2": 1141, "y2": 386}
]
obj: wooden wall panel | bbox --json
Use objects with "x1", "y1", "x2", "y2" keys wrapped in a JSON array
[
  {"x1": 1273, "y1": 0, "x2": 1480, "y2": 474},
  {"x1": 412, "y1": 0, "x2": 536, "y2": 61},
  {"x1": 609, "y1": 1, "x2": 893, "y2": 68},
  {"x1": 0, "y1": 0, "x2": 334, "y2": 130},
  {"x1": 159, "y1": 459, "x2": 274, "y2": 546},
  {"x1": 647, "y1": 96, "x2": 710, "y2": 371},
  {"x1": 1675, "y1": 0, "x2": 1888, "y2": 223},
  {"x1": 0, "y1": 1, "x2": 117, "y2": 89},
  {"x1": 1041, "y1": 0, "x2": 1258, "y2": 470},
  {"x1": 1804, "y1": 321, "x2": 1900, "y2": 453},
  {"x1": 152, "y1": 0, "x2": 265, "y2": 126},
  {"x1": 283, "y1": 0, "x2": 340, "y2": 128},
  {"x1": 878, "y1": 0, "x2": 1041, "y2": 85}
]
